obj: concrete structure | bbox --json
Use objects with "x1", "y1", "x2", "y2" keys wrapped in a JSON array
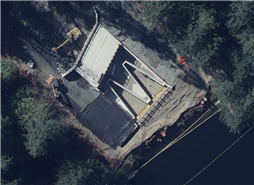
[
  {"x1": 62, "y1": 23, "x2": 174, "y2": 147},
  {"x1": 73, "y1": 24, "x2": 172, "y2": 121},
  {"x1": 76, "y1": 25, "x2": 120, "y2": 88}
]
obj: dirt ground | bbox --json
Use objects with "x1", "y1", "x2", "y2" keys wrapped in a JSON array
[{"x1": 1, "y1": 1, "x2": 214, "y2": 167}]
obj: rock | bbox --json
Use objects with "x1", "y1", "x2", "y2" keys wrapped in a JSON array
[{"x1": 73, "y1": 50, "x2": 78, "y2": 57}]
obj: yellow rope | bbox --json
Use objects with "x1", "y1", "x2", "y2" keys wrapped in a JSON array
[
  {"x1": 131, "y1": 106, "x2": 221, "y2": 176},
  {"x1": 168, "y1": 109, "x2": 221, "y2": 148},
  {"x1": 183, "y1": 124, "x2": 254, "y2": 185}
]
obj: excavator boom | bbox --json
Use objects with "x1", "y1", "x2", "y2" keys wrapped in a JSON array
[
  {"x1": 52, "y1": 27, "x2": 82, "y2": 51},
  {"x1": 52, "y1": 35, "x2": 72, "y2": 51}
]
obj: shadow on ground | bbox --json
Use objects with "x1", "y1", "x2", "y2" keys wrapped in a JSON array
[
  {"x1": 177, "y1": 64, "x2": 208, "y2": 90},
  {"x1": 95, "y1": 1, "x2": 176, "y2": 63},
  {"x1": 64, "y1": 70, "x2": 82, "y2": 82}
]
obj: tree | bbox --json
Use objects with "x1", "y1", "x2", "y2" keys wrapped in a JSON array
[
  {"x1": 141, "y1": 1, "x2": 194, "y2": 39},
  {"x1": 141, "y1": 2, "x2": 173, "y2": 32},
  {"x1": 0, "y1": 114, "x2": 11, "y2": 141},
  {"x1": 1, "y1": 179, "x2": 20, "y2": 185},
  {"x1": 7, "y1": 84, "x2": 65, "y2": 158},
  {"x1": 1, "y1": 115, "x2": 25, "y2": 159},
  {"x1": 55, "y1": 159, "x2": 109, "y2": 185},
  {"x1": 226, "y1": 1, "x2": 254, "y2": 36},
  {"x1": 23, "y1": 111, "x2": 61, "y2": 158},
  {"x1": 236, "y1": 29, "x2": 254, "y2": 57},
  {"x1": 175, "y1": 7, "x2": 222, "y2": 67},
  {"x1": 55, "y1": 153, "x2": 130, "y2": 185},
  {"x1": 0, "y1": 58, "x2": 17, "y2": 113},
  {"x1": 8, "y1": 85, "x2": 43, "y2": 125},
  {"x1": 1, "y1": 116, "x2": 25, "y2": 185},
  {"x1": 212, "y1": 79, "x2": 254, "y2": 133},
  {"x1": 0, "y1": 58, "x2": 16, "y2": 86},
  {"x1": 196, "y1": 8, "x2": 217, "y2": 32},
  {"x1": 1, "y1": 155, "x2": 13, "y2": 174},
  {"x1": 232, "y1": 52, "x2": 254, "y2": 85}
]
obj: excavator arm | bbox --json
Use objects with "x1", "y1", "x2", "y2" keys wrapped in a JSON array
[
  {"x1": 52, "y1": 35, "x2": 72, "y2": 51},
  {"x1": 52, "y1": 27, "x2": 82, "y2": 51}
]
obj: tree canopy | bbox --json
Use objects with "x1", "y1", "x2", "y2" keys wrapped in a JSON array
[
  {"x1": 141, "y1": 1, "x2": 254, "y2": 133},
  {"x1": 2, "y1": 1, "x2": 254, "y2": 184},
  {"x1": 1, "y1": 59, "x2": 17, "y2": 88},
  {"x1": 1, "y1": 58, "x2": 131, "y2": 184}
]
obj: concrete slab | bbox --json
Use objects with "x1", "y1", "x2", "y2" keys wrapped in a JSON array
[
  {"x1": 121, "y1": 89, "x2": 147, "y2": 115},
  {"x1": 107, "y1": 78, "x2": 150, "y2": 103},
  {"x1": 105, "y1": 86, "x2": 135, "y2": 118},
  {"x1": 132, "y1": 68, "x2": 163, "y2": 98},
  {"x1": 107, "y1": 81, "x2": 147, "y2": 116}
]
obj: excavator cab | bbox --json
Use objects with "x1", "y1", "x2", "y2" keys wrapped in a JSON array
[
  {"x1": 51, "y1": 77, "x2": 59, "y2": 88},
  {"x1": 52, "y1": 27, "x2": 82, "y2": 51},
  {"x1": 66, "y1": 27, "x2": 82, "y2": 40},
  {"x1": 47, "y1": 75, "x2": 62, "y2": 97}
]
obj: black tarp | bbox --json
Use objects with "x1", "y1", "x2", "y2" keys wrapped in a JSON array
[{"x1": 58, "y1": 92, "x2": 137, "y2": 149}]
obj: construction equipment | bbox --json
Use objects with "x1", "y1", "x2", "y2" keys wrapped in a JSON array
[
  {"x1": 178, "y1": 56, "x2": 187, "y2": 65},
  {"x1": 52, "y1": 27, "x2": 82, "y2": 51},
  {"x1": 47, "y1": 75, "x2": 62, "y2": 97}
]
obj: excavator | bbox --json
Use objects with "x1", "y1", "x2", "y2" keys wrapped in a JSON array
[
  {"x1": 52, "y1": 27, "x2": 82, "y2": 51},
  {"x1": 47, "y1": 75, "x2": 62, "y2": 97}
]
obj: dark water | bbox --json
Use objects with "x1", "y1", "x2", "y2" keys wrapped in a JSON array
[{"x1": 132, "y1": 114, "x2": 254, "y2": 185}]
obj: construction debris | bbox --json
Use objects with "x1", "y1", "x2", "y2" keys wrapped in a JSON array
[{"x1": 27, "y1": 60, "x2": 34, "y2": 68}]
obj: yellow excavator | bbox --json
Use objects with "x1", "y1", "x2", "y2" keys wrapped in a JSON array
[{"x1": 52, "y1": 27, "x2": 82, "y2": 51}]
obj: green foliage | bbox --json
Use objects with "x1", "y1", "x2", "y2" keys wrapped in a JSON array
[
  {"x1": 212, "y1": 79, "x2": 254, "y2": 133},
  {"x1": 226, "y1": 1, "x2": 254, "y2": 36},
  {"x1": 196, "y1": 9, "x2": 217, "y2": 32},
  {"x1": 9, "y1": 85, "x2": 41, "y2": 124},
  {"x1": 236, "y1": 29, "x2": 254, "y2": 57},
  {"x1": 1, "y1": 59, "x2": 17, "y2": 87},
  {"x1": 142, "y1": 1, "x2": 254, "y2": 132},
  {"x1": 1, "y1": 115, "x2": 25, "y2": 159},
  {"x1": 2, "y1": 2, "x2": 254, "y2": 185},
  {"x1": 1, "y1": 155, "x2": 13, "y2": 173},
  {"x1": 55, "y1": 151, "x2": 131, "y2": 185},
  {"x1": 176, "y1": 7, "x2": 222, "y2": 67},
  {"x1": 23, "y1": 112, "x2": 61, "y2": 158},
  {"x1": 7, "y1": 84, "x2": 65, "y2": 158},
  {"x1": 141, "y1": 1, "x2": 172, "y2": 27},
  {"x1": 55, "y1": 158, "x2": 111, "y2": 185},
  {"x1": 141, "y1": 2, "x2": 193, "y2": 39},
  {"x1": 1, "y1": 116, "x2": 12, "y2": 141},
  {"x1": 1, "y1": 126, "x2": 23, "y2": 185},
  {"x1": 232, "y1": 52, "x2": 254, "y2": 84},
  {"x1": 1, "y1": 179, "x2": 20, "y2": 185}
]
